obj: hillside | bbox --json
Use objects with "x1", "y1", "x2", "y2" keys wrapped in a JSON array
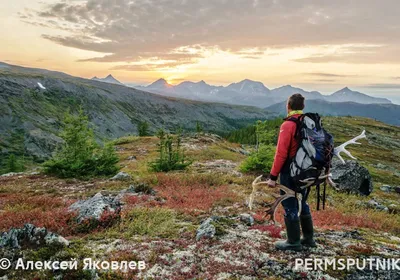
[
  {"x1": 265, "y1": 99, "x2": 400, "y2": 126},
  {"x1": 0, "y1": 63, "x2": 272, "y2": 166},
  {"x1": 0, "y1": 117, "x2": 399, "y2": 279}
]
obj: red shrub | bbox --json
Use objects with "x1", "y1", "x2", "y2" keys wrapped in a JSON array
[
  {"x1": 0, "y1": 208, "x2": 78, "y2": 236},
  {"x1": 311, "y1": 207, "x2": 383, "y2": 231},
  {"x1": 123, "y1": 194, "x2": 152, "y2": 205},
  {"x1": 0, "y1": 193, "x2": 78, "y2": 236},
  {"x1": 249, "y1": 224, "x2": 282, "y2": 238},
  {"x1": 252, "y1": 207, "x2": 285, "y2": 224},
  {"x1": 154, "y1": 174, "x2": 236, "y2": 215}
]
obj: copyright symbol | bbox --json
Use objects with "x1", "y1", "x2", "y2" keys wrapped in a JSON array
[{"x1": 0, "y1": 258, "x2": 11, "y2": 270}]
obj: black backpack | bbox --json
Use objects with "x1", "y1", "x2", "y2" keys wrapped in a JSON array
[{"x1": 287, "y1": 113, "x2": 334, "y2": 209}]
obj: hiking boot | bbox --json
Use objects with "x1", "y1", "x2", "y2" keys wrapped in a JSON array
[
  {"x1": 275, "y1": 217, "x2": 302, "y2": 251},
  {"x1": 300, "y1": 214, "x2": 317, "y2": 247}
]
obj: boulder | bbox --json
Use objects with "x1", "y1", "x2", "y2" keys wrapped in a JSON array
[
  {"x1": 196, "y1": 217, "x2": 218, "y2": 241},
  {"x1": 110, "y1": 172, "x2": 131, "y2": 181},
  {"x1": 331, "y1": 159, "x2": 373, "y2": 195},
  {"x1": 367, "y1": 199, "x2": 388, "y2": 212},
  {"x1": 0, "y1": 224, "x2": 69, "y2": 249},
  {"x1": 239, "y1": 213, "x2": 255, "y2": 226},
  {"x1": 69, "y1": 192, "x2": 121, "y2": 222},
  {"x1": 380, "y1": 185, "x2": 392, "y2": 193}
]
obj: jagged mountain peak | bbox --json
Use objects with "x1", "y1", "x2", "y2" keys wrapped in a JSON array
[
  {"x1": 92, "y1": 74, "x2": 124, "y2": 86},
  {"x1": 148, "y1": 78, "x2": 172, "y2": 88}
]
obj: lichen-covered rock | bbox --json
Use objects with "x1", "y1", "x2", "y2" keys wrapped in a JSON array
[
  {"x1": 196, "y1": 217, "x2": 218, "y2": 241},
  {"x1": 127, "y1": 155, "x2": 137, "y2": 161},
  {"x1": 0, "y1": 224, "x2": 69, "y2": 249},
  {"x1": 69, "y1": 192, "x2": 121, "y2": 222},
  {"x1": 239, "y1": 213, "x2": 255, "y2": 226},
  {"x1": 0, "y1": 172, "x2": 25, "y2": 177},
  {"x1": 331, "y1": 159, "x2": 373, "y2": 195},
  {"x1": 367, "y1": 199, "x2": 389, "y2": 212},
  {"x1": 110, "y1": 171, "x2": 131, "y2": 181},
  {"x1": 193, "y1": 160, "x2": 242, "y2": 177},
  {"x1": 380, "y1": 185, "x2": 392, "y2": 192}
]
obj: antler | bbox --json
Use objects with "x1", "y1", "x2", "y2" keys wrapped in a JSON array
[
  {"x1": 248, "y1": 174, "x2": 336, "y2": 223},
  {"x1": 334, "y1": 130, "x2": 366, "y2": 164},
  {"x1": 249, "y1": 175, "x2": 268, "y2": 210},
  {"x1": 263, "y1": 185, "x2": 301, "y2": 224}
]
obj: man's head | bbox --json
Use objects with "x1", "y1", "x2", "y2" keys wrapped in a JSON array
[{"x1": 287, "y1": 93, "x2": 305, "y2": 113}]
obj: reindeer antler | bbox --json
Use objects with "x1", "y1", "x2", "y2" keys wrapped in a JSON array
[
  {"x1": 263, "y1": 185, "x2": 301, "y2": 224},
  {"x1": 249, "y1": 175, "x2": 268, "y2": 210},
  {"x1": 334, "y1": 130, "x2": 366, "y2": 164}
]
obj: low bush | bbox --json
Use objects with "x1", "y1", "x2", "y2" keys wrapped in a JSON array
[
  {"x1": 119, "y1": 207, "x2": 180, "y2": 238},
  {"x1": 240, "y1": 144, "x2": 275, "y2": 173},
  {"x1": 155, "y1": 174, "x2": 236, "y2": 215}
]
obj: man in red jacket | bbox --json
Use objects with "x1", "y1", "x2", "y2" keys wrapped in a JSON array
[{"x1": 266, "y1": 93, "x2": 316, "y2": 251}]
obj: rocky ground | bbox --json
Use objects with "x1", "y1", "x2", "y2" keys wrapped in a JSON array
[{"x1": 0, "y1": 129, "x2": 399, "y2": 279}]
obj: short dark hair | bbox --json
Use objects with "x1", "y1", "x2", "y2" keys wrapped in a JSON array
[{"x1": 288, "y1": 93, "x2": 305, "y2": 110}]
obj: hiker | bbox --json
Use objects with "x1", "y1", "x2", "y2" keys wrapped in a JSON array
[{"x1": 265, "y1": 93, "x2": 316, "y2": 251}]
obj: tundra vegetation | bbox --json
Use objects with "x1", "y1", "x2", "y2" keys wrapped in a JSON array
[{"x1": 0, "y1": 116, "x2": 399, "y2": 279}]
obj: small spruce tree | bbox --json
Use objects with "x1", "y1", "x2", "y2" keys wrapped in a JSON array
[
  {"x1": 138, "y1": 121, "x2": 150, "y2": 136},
  {"x1": 43, "y1": 110, "x2": 119, "y2": 178},
  {"x1": 149, "y1": 129, "x2": 191, "y2": 172},
  {"x1": 196, "y1": 121, "x2": 203, "y2": 134},
  {"x1": 7, "y1": 154, "x2": 18, "y2": 173}
]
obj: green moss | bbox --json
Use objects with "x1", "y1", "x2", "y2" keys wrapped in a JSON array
[
  {"x1": 112, "y1": 136, "x2": 140, "y2": 145},
  {"x1": 118, "y1": 207, "x2": 182, "y2": 238}
]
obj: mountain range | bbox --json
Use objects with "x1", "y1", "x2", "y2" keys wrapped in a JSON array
[
  {"x1": 266, "y1": 99, "x2": 400, "y2": 126},
  {"x1": 135, "y1": 78, "x2": 392, "y2": 108}
]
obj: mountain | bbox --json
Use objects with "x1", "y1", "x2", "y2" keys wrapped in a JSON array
[
  {"x1": 137, "y1": 79, "x2": 392, "y2": 108},
  {"x1": 265, "y1": 99, "x2": 400, "y2": 126},
  {"x1": 326, "y1": 87, "x2": 392, "y2": 104},
  {"x1": 91, "y1": 74, "x2": 124, "y2": 86},
  {"x1": 139, "y1": 79, "x2": 277, "y2": 107},
  {"x1": 226, "y1": 79, "x2": 270, "y2": 96},
  {"x1": 270, "y1": 85, "x2": 324, "y2": 101},
  {"x1": 0, "y1": 62, "x2": 272, "y2": 162}
]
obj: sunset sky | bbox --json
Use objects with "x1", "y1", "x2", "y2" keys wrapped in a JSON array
[{"x1": 1, "y1": 0, "x2": 400, "y2": 103}]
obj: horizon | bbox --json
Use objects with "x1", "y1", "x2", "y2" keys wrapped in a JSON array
[
  {"x1": 3, "y1": 60, "x2": 400, "y2": 104},
  {"x1": 1, "y1": 1, "x2": 400, "y2": 103}
]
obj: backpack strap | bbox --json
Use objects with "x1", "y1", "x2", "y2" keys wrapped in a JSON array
[
  {"x1": 322, "y1": 180, "x2": 327, "y2": 210},
  {"x1": 285, "y1": 114, "x2": 304, "y2": 141}
]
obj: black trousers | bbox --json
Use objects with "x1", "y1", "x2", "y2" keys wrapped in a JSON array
[{"x1": 279, "y1": 159, "x2": 311, "y2": 221}]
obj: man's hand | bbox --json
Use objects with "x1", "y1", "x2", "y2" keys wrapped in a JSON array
[{"x1": 266, "y1": 179, "x2": 276, "y2": 188}]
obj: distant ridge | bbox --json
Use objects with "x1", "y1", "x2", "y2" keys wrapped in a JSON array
[
  {"x1": 265, "y1": 99, "x2": 400, "y2": 126},
  {"x1": 134, "y1": 79, "x2": 392, "y2": 108},
  {"x1": 92, "y1": 74, "x2": 124, "y2": 86}
]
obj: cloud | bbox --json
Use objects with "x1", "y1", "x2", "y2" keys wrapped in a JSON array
[
  {"x1": 366, "y1": 83, "x2": 400, "y2": 89},
  {"x1": 314, "y1": 79, "x2": 336, "y2": 82},
  {"x1": 111, "y1": 60, "x2": 195, "y2": 72},
  {"x1": 21, "y1": 0, "x2": 400, "y2": 67},
  {"x1": 294, "y1": 45, "x2": 400, "y2": 64},
  {"x1": 306, "y1": 72, "x2": 356, "y2": 78}
]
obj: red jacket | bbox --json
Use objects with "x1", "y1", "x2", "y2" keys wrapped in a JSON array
[{"x1": 270, "y1": 114, "x2": 300, "y2": 180}]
